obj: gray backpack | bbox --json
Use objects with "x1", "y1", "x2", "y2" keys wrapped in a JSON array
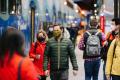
[{"x1": 86, "y1": 31, "x2": 101, "y2": 56}]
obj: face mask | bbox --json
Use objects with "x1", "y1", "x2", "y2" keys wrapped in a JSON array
[
  {"x1": 53, "y1": 30, "x2": 61, "y2": 38},
  {"x1": 49, "y1": 28, "x2": 53, "y2": 32},
  {"x1": 37, "y1": 37, "x2": 45, "y2": 42}
]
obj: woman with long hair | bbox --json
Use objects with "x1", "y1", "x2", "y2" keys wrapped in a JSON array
[
  {"x1": 29, "y1": 30, "x2": 49, "y2": 80},
  {"x1": 0, "y1": 27, "x2": 38, "y2": 80}
]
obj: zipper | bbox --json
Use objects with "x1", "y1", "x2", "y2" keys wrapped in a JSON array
[{"x1": 58, "y1": 40, "x2": 60, "y2": 69}]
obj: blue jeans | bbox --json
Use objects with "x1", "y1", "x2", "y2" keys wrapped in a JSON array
[
  {"x1": 84, "y1": 59, "x2": 101, "y2": 80},
  {"x1": 103, "y1": 61, "x2": 107, "y2": 80}
]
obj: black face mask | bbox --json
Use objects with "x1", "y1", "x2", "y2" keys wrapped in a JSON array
[{"x1": 37, "y1": 37, "x2": 45, "y2": 42}]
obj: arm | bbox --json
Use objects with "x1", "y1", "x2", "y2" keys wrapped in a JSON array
[
  {"x1": 68, "y1": 39, "x2": 78, "y2": 70},
  {"x1": 43, "y1": 41, "x2": 50, "y2": 71},
  {"x1": 105, "y1": 39, "x2": 116, "y2": 75},
  {"x1": 78, "y1": 36, "x2": 84, "y2": 50},
  {"x1": 29, "y1": 43, "x2": 36, "y2": 58},
  {"x1": 101, "y1": 32, "x2": 106, "y2": 41}
]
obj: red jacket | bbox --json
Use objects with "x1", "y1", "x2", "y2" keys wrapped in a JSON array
[
  {"x1": 29, "y1": 41, "x2": 47, "y2": 76},
  {"x1": 0, "y1": 52, "x2": 38, "y2": 80}
]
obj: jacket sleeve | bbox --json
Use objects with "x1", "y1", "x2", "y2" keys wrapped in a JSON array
[
  {"x1": 78, "y1": 36, "x2": 84, "y2": 50},
  {"x1": 105, "y1": 39, "x2": 116, "y2": 75},
  {"x1": 43, "y1": 41, "x2": 50, "y2": 71},
  {"x1": 68, "y1": 39, "x2": 78, "y2": 70},
  {"x1": 29, "y1": 43, "x2": 36, "y2": 58},
  {"x1": 101, "y1": 32, "x2": 106, "y2": 41}
]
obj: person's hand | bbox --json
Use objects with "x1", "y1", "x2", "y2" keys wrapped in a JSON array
[
  {"x1": 45, "y1": 70, "x2": 49, "y2": 76},
  {"x1": 103, "y1": 41, "x2": 108, "y2": 47},
  {"x1": 73, "y1": 70, "x2": 78, "y2": 76},
  {"x1": 106, "y1": 74, "x2": 110, "y2": 80},
  {"x1": 36, "y1": 54, "x2": 40, "y2": 59}
]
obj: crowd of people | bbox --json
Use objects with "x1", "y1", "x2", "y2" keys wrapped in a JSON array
[{"x1": 0, "y1": 16, "x2": 120, "y2": 80}]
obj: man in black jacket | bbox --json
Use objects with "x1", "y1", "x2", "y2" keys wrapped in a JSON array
[{"x1": 44, "y1": 25, "x2": 78, "y2": 80}]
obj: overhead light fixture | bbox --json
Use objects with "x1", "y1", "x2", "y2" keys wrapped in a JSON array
[
  {"x1": 64, "y1": 1, "x2": 67, "y2": 5},
  {"x1": 75, "y1": 9, "x2": 79, "y2": 13},
  {"x1": 94, "y1": 4, "x2": 97, "y2": 7},
  {"x1": 81, "y1": 11, "x2": 85, "y2": 15},
  {"x1": 94, "y1": 10, "x2": 97, "y2": 13},
  {"x1": 95, "y1": 14, "x2": 97, "y2": 16},
  {"x1": 11, "y1": 11, "x2": 15, "y2": 14}
]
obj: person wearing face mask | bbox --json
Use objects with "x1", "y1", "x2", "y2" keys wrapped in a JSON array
[
  {"x1": 102, "y1": 18, "x2": 120, "y2": 80},
  {"x1": 44, "y1": 24, "x2": 78, "y2": 80},
  {"x1": 29, "y1": 30, "x2": 49, "y2": 80}
]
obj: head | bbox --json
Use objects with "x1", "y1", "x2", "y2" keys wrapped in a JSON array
[
  {"x1": 53, "y1": 24, "x2": 62, "y2": 38},
  {"x1": 111, "y1": 18, "x2": 120, "y2": 31},
  {"x1": 37, "y1": 30, "x2": 48, "y2": 42},
  {"x1": 0, "y1": 27, "x2": 25, "y2": 60},
  {"x1": 89, "y1": 16, "x2": 99, "y2": 28}
]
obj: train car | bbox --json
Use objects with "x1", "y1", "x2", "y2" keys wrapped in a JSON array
[{"x1": 0, "y1": 0, "x2": 39, "y2": 54}]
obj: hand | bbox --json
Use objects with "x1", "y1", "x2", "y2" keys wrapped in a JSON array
[
  {"x1": 73, "y1": 70, "x2": 78, "y2": 76},
  {"x1": 106, "y1": 74, "x2": 110, "y2": 80},
  {"x1": 103, "y1": 41, "x2": 108, "y2": 47},
  {"x1": 36, "y1": 54, "x2": 40, "y2": 59},
  {"x1": 45, "y1": 70, "x2": 49, "y2": 76}
]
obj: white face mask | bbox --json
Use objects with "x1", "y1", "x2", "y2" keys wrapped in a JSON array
[{"x1": 49, "y1": 28, "x2": 53, "y2": 32}]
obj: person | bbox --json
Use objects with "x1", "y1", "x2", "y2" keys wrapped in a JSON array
[
  {"x1": 0, "y1": 27, "x2": 38, "y2": 80},
  {"x1": 29, "y1": 30, "x2": 48, "y2": 80},
  {"x1": 105, "y1": 18, "x2": 120, "y2": 80},
  {"x1": 43, "y1": 24, "x2": 78, "y2": 80},
  {"x1": 102, "y1": 18, "x2": 120, "y2": 80},
  {"x1": 78, "y1": 16, "x2": 106, "y2": 80},
  {"x1": 47, "y1": 25, "x2": 54, "y2": 39}
]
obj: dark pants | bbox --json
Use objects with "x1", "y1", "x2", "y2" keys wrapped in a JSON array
[
  {"x1": 112, "y1": 75, "x2": 120, "y2": 80},
  {"x1": 50, "y1": 69, "x2": 68, "y2": 80},
  {"x1": 84, "y1": 59, "x2": 101, "y2": 80},
  {"x1": 103, "y1": 61, "x2": 107, "y2": 80},
  {"x1": 38, "y1": 76, "x2": 46, "y2": 80}
]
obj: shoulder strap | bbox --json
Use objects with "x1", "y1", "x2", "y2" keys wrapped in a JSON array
[
  {"x1": 113, "y1": 40, "x2": 118, "y2": 58},
  {"x1": 18, "y1": 59, "x2": 24, "y2": 80},
  {"x1": 86, "y1": 31, "x2": 91, "y2": 36},
  {"x1": 95, "y1": 31, "x2": 100, "y2": 36}
]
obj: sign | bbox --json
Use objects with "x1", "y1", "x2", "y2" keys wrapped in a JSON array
[{"x1": 100, "y1": 16, "x2": 105, "y2": 33}]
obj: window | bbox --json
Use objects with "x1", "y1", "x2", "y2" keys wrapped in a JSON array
[
  {"x1": 0, "y1": 0, "x2": 7, "y2": 13},
  {"x1": 9, "y1": 0, "x2": 22, "y2": 14}
]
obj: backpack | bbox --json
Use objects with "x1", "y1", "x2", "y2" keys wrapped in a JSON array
[{"x1": 86, "y1": 31, "x2": 101, "y2": 56}]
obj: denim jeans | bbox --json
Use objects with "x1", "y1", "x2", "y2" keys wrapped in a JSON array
[
  {"x1": 111, "y1": 75, "x2": 120, "y2": 80},
  {"x1": 103, "y1": 61, "x2": 107, "y2": 80},
  {"x1": 84, "y1": 59, "x2": 101, "y2": 80},
  {"x1": 50, "y1": 69, "x2": 68, "y2": 80}
]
